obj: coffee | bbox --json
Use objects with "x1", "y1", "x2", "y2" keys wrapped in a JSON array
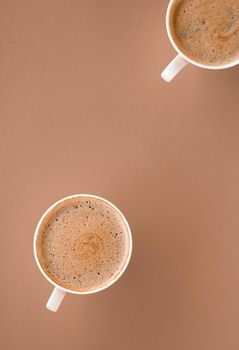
[
  {"x1": 36, "y1": 196, "x2": 131, "y2": 292},
  {"x1": 170, "y1": 0, "x2": 239, "y2": 65}
]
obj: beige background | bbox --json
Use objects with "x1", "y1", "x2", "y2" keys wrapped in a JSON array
[{"x1": 1, "y1": 1, "x2": 239, "y2": 349}]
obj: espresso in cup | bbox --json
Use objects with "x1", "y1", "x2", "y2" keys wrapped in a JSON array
[
  {"x1": 170, "y1": 0, "x2": 239, "y2": 66},
  {"x1": 36, "y1": 196, "x2": 131, "y2": 292}
]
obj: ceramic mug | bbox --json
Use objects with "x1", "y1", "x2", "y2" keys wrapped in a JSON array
[
  {"x1": 33, "y1": 194, "x2": 132, "y2": 312},
  {"x1": 161, "y1": 0, "x2": 239, "y2": 82}
]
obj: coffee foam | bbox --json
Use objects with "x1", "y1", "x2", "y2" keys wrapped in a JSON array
[
  {"x1": 170, "y1": 0, "x2": 239, "y2": 65},
  {"x1": 36, "y1": 197, "x2": 130, "y2": 292}
]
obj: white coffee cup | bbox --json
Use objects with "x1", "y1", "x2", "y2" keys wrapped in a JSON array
[
  {"x1": 161, "y1": 0, "x2": 239, "y2": 82},
  {"x1": 33, "y1": 194, "x2": 132, "y2": 312}
]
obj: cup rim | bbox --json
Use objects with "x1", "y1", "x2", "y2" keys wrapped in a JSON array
[
  {"x1": 166, "y1": 0, "x2": 239, "y2": 70},
  {"x1": 33, "y1": 194, "x2": 133, "y2": 295}
]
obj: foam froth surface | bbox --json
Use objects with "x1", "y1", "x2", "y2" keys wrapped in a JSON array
[
  {"x1": 36, "y1": 197, "x2": 130, "y2": 292},
  {"x1": 171, "y1": 0, "x2": 239, "y2": 65}
]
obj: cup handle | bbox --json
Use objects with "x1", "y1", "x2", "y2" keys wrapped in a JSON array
[
  {"x1": 161, "y1": 54, "x2": 188, "y2": 82},
  {"x1": 46, "y1": 287, "x2": 66, "y2": 312}
]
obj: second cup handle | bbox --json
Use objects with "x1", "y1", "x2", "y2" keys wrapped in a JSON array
[
  {"x1": 161, "y1": 54, "x2": 188, "y2": 82},
  {"x1": 46, "y1": 287, "x2": 66, "y2": 312}
]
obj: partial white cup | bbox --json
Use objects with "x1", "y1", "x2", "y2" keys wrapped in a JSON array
[
  {"x1": 161, "y1": 0, "x2": 239, "y2": 82},
  {"x1": 33, "y1": 194, "x2": 132, "y2": 312}
]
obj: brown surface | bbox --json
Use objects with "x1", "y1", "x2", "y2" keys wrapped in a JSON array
[{"x1": 1, "y1": 1, "x2": 239, "y2": 349}]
